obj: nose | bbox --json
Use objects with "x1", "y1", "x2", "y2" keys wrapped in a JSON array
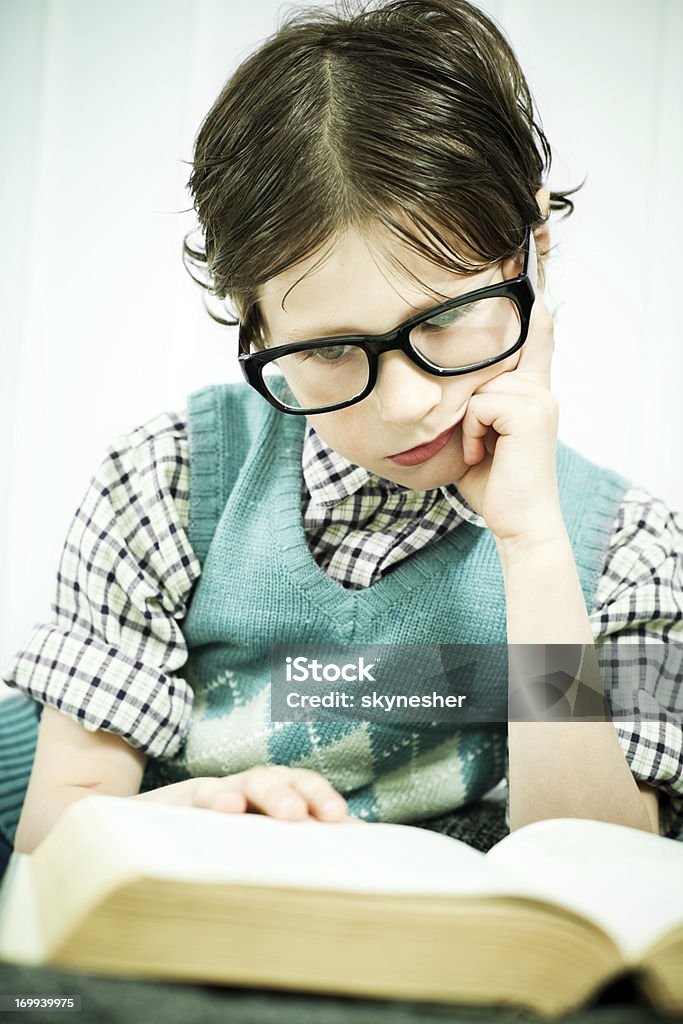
[{"x1": 373, "y1": 350, "x2": 444, "y2": 425}]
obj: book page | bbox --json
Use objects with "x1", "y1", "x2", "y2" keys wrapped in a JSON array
[
  {"x1": 0, "y1": 853, "x2": 44, "y2": 963},
  {"x1": 486, "y1": 818, "x2": 683, "y2": 961},
  {"x1": 77, "y1": 794, "x2": 548, "y2": 901}
]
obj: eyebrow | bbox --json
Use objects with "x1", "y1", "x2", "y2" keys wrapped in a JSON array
[
  {"x1": 274, "y1": 264, "x2": 505, "y2": 344},
  {"x1": 281, "y1": 325, "x2": 370, "y2": 343},
  {"x1": 278, "y1": 268, "x2": 501, "y2": 343}
]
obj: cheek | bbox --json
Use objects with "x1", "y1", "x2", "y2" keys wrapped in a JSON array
[
  {"x1": 307, "y1": 409, "x2": 356, "y2": 446},
  {"x1": 307, "y1": 411, "x2": 366, "y2": 455}
]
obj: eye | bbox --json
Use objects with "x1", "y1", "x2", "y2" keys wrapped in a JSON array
[
  {"x1": 423, "y1": 304, "x2": 476, "y2": 331},
  {"x1": 298, "y1": 345, "x2": 352, "y2": 363}
]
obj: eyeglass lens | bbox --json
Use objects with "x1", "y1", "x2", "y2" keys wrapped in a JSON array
[{"x1": 260, "y1": 294, "x2": 521, "y2": 412}]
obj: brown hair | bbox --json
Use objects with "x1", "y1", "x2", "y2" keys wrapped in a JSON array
[{"x1": 182, "y1": 0, "x2": 583, "y2": 347}]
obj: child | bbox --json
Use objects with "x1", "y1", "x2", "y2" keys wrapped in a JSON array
[{"x1": 1, "y1": 0, "x2": 681, "y2": 870}]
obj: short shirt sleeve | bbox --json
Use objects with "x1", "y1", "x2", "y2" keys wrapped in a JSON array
[
  {"x1": 0, "y1": 410, "x2": 201, "y2": 759},
  {"x1": 504, "y1": 486, "x2": 683, "y2": 840}
]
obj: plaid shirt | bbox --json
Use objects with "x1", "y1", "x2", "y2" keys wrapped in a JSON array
[{"x1": 3, "y1": 410, "x2": 682, "y2": 838}]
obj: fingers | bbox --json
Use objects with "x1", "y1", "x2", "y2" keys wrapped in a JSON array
[
  {"x1": 461, "y1": 399, "x2": 497, "y2": 465},
  {"x1": 191, "y1": 766, "x2": 350, "y2": 823},
  {"x1": 286, "y1": 767, "x2": 349, "y2": 820},
  {"x1": 192, "y1": 778, "x2": 248, "y2": 814},
  {"x1": 462, "y1": 387, "x2": 557, "y2": 466}
]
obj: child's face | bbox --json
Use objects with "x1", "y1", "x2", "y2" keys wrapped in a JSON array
[{"x1": 258, "y1": 225, "x2": 525, "y2": 491}]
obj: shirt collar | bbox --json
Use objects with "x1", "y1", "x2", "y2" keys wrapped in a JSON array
[{"x1": 302, "y1": 423, "x2": 486, "y2": 527}]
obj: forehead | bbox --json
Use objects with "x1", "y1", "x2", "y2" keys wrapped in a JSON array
[{"x1": 257, "y1": 225, "x2": 494, "y2": 338}]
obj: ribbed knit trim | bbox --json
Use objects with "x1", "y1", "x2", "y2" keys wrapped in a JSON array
[
  {"x1": 185, "y1": 383, "x2": 489, "y2": 635},
  {"x1": 187, "y1": 385, "x2": 225, "y2": 567},
  {"x1": 0, "y1": 694, "x2": 41, "y2": 845},
  {"x1": 273, "y1": 409, "x2": 486, "y2": 634},
  {"x1": 556, "y1": 445, "x2": 631, "y2": 613},
  {"x1": 188, "y1": 383, "x2": 280, "y2": 567}
]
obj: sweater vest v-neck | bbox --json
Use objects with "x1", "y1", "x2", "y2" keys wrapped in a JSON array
[{"x1": 139, "y1": 382, "x2": 631, "y2": 823}]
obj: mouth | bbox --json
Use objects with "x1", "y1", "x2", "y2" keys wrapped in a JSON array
[{"x1": 387, "y1": 401, "x2": 468, "y2": 468}]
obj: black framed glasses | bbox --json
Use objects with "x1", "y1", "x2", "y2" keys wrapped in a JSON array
[{"x1": 238, "y1": 226, "x2": 537, "y2": 415}]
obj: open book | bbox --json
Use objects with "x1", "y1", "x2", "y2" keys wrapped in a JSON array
[{"x1": 0, "y1": 795, "x2": 681, "y2": 1018}]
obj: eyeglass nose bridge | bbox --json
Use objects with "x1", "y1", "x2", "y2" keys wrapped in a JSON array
[
  {"x1": 362, "y1": 321, "x2": 416, "y2": 357},
  {"x1": 360, "y1": 321, "x2": 473, "y2": 380}
]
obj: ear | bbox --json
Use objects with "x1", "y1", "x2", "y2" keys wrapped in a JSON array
[{"x1": 534, "y1": 185, "x2": 551, "y2": 258}]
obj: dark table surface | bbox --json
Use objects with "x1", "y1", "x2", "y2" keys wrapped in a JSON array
[{"x1": 0, "y1": 961, "x2": 673, "y2": 1024}]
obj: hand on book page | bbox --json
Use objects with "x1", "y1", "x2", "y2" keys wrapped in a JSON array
[{"x1": 136, "y1": 766, "x2": 365, "y2": 823}]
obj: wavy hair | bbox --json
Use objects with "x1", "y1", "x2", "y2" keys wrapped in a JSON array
[{"x1": 181, "y1": 0, "x2": 584, "y2": 346}]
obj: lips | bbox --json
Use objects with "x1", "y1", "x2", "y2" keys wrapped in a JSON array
[{"x1": 388, "y1": 402, "x2": 468, "y2": 468}]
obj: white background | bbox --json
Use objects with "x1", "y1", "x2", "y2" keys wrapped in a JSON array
[{"x1": 1, "y1": 0, "x2": 681, "y2": 678}]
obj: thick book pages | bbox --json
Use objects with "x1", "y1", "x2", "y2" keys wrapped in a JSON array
[
  {"x1": 487, "y1": 818, "x2": 683, "y2": 963},
  {"x1": 0, "y1": 795, "x2": 681, "y2": 1018}
]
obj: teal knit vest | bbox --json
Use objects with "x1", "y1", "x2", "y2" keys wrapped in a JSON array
[{"x1": 139, "y1": 382, "x2": 631, "y2": 823}]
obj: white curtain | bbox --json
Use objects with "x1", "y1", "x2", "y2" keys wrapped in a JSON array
[{"x1": 1, "y1": 0, "x2": 681, "y2": 676}]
